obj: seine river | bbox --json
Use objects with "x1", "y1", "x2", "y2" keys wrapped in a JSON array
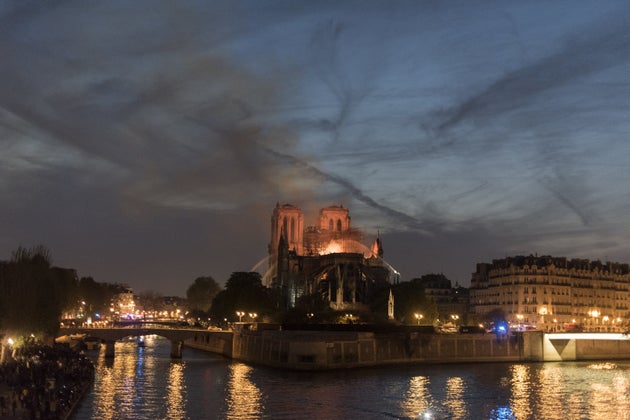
[{"x1": 73, "y1": 336, "x2": 630, "y2": 419}]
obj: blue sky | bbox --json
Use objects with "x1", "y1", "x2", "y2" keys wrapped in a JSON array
[{"x1": 2, "y1": 1, "x2": 630, "y2": 295}]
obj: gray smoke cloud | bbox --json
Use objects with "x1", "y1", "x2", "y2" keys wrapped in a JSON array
[{"x1": 2, "y1": 1, "x2": 629, "y2": 293}]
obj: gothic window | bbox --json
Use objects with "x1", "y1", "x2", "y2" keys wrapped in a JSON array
[
  {"x1": 329, "y1": 219, "x2": 333, "y2": 231},
  {"x1": 283, "y1": 217, "x2": 288, "y2": 237},
  {"x1": 337, "y1": 219, "x2": 342, "y2": 231},
  {"x1": 291, "y1": 218, "x2": 295, "y2": 242}
]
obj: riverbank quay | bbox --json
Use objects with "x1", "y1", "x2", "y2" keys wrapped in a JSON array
[
  {"x1": 0, "y1": 342, "x2": 94, "y2": 419},
  {"x1": 185, "y1": 325, "x2": 630, "y2": 370}
]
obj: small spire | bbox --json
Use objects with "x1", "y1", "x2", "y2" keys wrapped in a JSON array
[{"x1": 370, "y1": 232, "x2": 384, "y2": 258}]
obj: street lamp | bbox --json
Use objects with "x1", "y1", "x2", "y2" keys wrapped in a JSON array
[
  {"x1": 539, "y1": 307, "x2": 548, "y2": 330},
  {"x1": 248, "y1": 313, "x2": 258, "y2": 321},
  {"x1": 236, "y1": 311, "x2": 245, "y2": 322},
  {"x1": 588, "y1": 309, "x2": 600, "y2": 331},
  {"x1": 414, "y1": 313, "x2": 424, "y2": 325}
]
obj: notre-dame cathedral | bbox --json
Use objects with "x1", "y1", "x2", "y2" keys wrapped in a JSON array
[{"x1": 267, "y1": 203, "x2": 397, "y2": 310}]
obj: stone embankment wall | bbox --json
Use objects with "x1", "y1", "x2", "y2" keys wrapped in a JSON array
[
  {"x1": 184, "y1": 329, "x2": 630, "y2": 369},
  {"x1": 231, "y1": 330, "x2": 526, "y2": 370},
  {"x1": 184, "y1": 330, "x2": 233, "y2": 358},
  {"x1": 576, "y1": 339, "x2": 630, "y2": 360},
  {"x1": 186, "y1": 329, "x2": 531, "y2": 369}
]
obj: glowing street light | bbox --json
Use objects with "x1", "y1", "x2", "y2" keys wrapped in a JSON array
[
  {"x1": 414, "y1": 313, "x2": 424, "y2": 325},
  {"x1": 248, "y1": 313, "x2": 258, "y2": 321},
  {"x1": 587, "y1": 309, "x2": 600, "y2": 331},
  {"x1": 236, "y1": 311, "x2": 245, "y2": 322},
  {"x1": 538, "y1": 307, "x2": 548, "y2": 329}
]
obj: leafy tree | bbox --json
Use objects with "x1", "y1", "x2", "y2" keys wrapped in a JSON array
[
  {"x1": 209, "y1": 272, "x2": 274, "y2": 322},
  {"x1": 281, "y1": 293, "x2": 337, "y2": 324},
  {"x1": 136, "y1": 290, "x2": 165, "y2": 314},
  {"x1": 484, "y1": 308, "x2": 507, "y2": 326},
  {"x1": 186, "y1": 276, "x2": 220, "y2": 312},
  {"x1": 0, "y1": 246, "x2": 77, "y2": 338},
  {"x1": 371, "y1": 280, "x2": 437, "y2": 325},
  {"x1": 76, "y1": 277, "x2": 128, "y2": 318}
]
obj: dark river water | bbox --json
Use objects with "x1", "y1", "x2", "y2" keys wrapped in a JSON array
[{"x1": 73, "y1": 335, "x2": 630, "y2": 419}]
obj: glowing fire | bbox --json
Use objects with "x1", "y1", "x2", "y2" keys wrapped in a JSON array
[
  {"x1": 320, "y1": 241, "x2": 344, "y2": 255},
  {"x1": 318, "y1": 240, "x2": 375, "y2": 257}
]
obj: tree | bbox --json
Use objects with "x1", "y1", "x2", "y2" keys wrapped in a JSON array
[
  {"x1": 186, "y1": 276, "x2": 221, "y2": 312},
  {"x1": 484, "y1": 308, "x2": 508, "y2": 326},
  {"x1": 0, "y1": 246, "x2": 77, "y2": 337},
  {"x1": 370, "y1": 279, "x2": 438, "y2": 325},
  {"x1": 76, "y1": 277, "x2": 128, "y2": 318},
  {"x1": 136, "y1": 290, "x2": 165, "y2": 314},
  {"x1": 209, "y1": 272, "x2": 275, "y2": 322},
  {"x1": 281, "y1": 293, "x2": 337, "y2": 324}
]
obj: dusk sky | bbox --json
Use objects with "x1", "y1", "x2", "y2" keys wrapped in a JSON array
[{"x1": 2, "y1": 1, "x2": 630, "y2": 296}]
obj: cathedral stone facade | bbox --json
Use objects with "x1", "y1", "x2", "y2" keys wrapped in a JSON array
[{"x1": 268, "y1": 203, "x2": 394, "y2": 310}]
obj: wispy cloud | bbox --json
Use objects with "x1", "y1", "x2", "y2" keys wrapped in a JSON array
[{"x1": 2, "y1": 1, "x2": 629, "y2": 292}]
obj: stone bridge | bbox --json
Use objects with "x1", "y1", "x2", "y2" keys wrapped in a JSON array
[{"x1": 59, "y1": 327, "x2": 206, "y2": 358}]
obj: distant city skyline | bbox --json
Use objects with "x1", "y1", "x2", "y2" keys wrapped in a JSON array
[{"x1": 2, "y1": 1, "x2": 630, "y2": 296}]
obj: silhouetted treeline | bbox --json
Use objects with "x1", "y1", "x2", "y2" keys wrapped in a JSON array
[
  {"x1": 0, "y1": 246, "x2": 128, "y2": 338},
  {"x1": 0, "y1": 246, "x2": 76, "y2": 337}
]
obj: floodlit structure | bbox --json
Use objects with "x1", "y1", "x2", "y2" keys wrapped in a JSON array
[
  {"x1": 470, "y1": 255, "x2": 630, "y2": 332},
  {"x1": 267, "y1": 203, "x2": 398, "y2": 309},
  {"x1": 111, "y1": 289, "x2": 136, "y2": 320}
]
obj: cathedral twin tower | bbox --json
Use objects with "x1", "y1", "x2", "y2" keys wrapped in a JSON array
[
  {"x1": 267, "y1": 203, "x2": 389, "y2": 310},
  {"x1": 269, "y1": 203, "x2": 354, "y2": 257}
]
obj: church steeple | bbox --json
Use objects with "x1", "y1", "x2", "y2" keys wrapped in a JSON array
[{"x1": 370, "y1": 231, "x2": 384, "y2": 258}]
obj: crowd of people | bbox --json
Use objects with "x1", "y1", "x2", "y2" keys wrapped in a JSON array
[{"x1": 0, "y1": 341, "x2": 94, "y2": 419}]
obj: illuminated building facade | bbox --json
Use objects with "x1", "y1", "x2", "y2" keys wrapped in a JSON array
[
  {"x1": 470, "y1": 255, "x2": 630, "y2": 331},
  {"x1": 268, "y1": 203, "x2": 396, "y2": 309},
  {"x1": 111, "y1": 289, "x2": 136, "y2": 320}
]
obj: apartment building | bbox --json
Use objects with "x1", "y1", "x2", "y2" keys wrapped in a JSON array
[{"x1": 470, "y1": 255, "x2": 630, "y2": 331}]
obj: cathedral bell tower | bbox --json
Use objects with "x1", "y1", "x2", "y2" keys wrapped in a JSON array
[{"x1": 269, "y1": 203, "x2": 304, "y2": 257}]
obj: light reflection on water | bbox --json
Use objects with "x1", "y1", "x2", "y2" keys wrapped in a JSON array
[
  {"x1": 167, "y1": 361, "x2": 186, "y2": 418},
  {"x1": 510, "y1": 364, "x2": 532, "y2": 419},
  {"x1": 400, "y1": 375, "x2": 431, "y2": 418},
  {"x1": 225, "y1": 363, "x2": 262, "y2": 419},
  {"x1": 445, "y1": 376, "x2": 466, "y2": 419},
  {"x1": 74, "y1": 337, "x2": 630, "y2": 419},
  {"x1": 83, "y1": 335, "x2": 183, "y2": 420}
]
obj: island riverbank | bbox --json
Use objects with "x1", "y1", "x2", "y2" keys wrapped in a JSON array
[{"x1": 185, "y1": 325, "x2": 630, "y2": 370}]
